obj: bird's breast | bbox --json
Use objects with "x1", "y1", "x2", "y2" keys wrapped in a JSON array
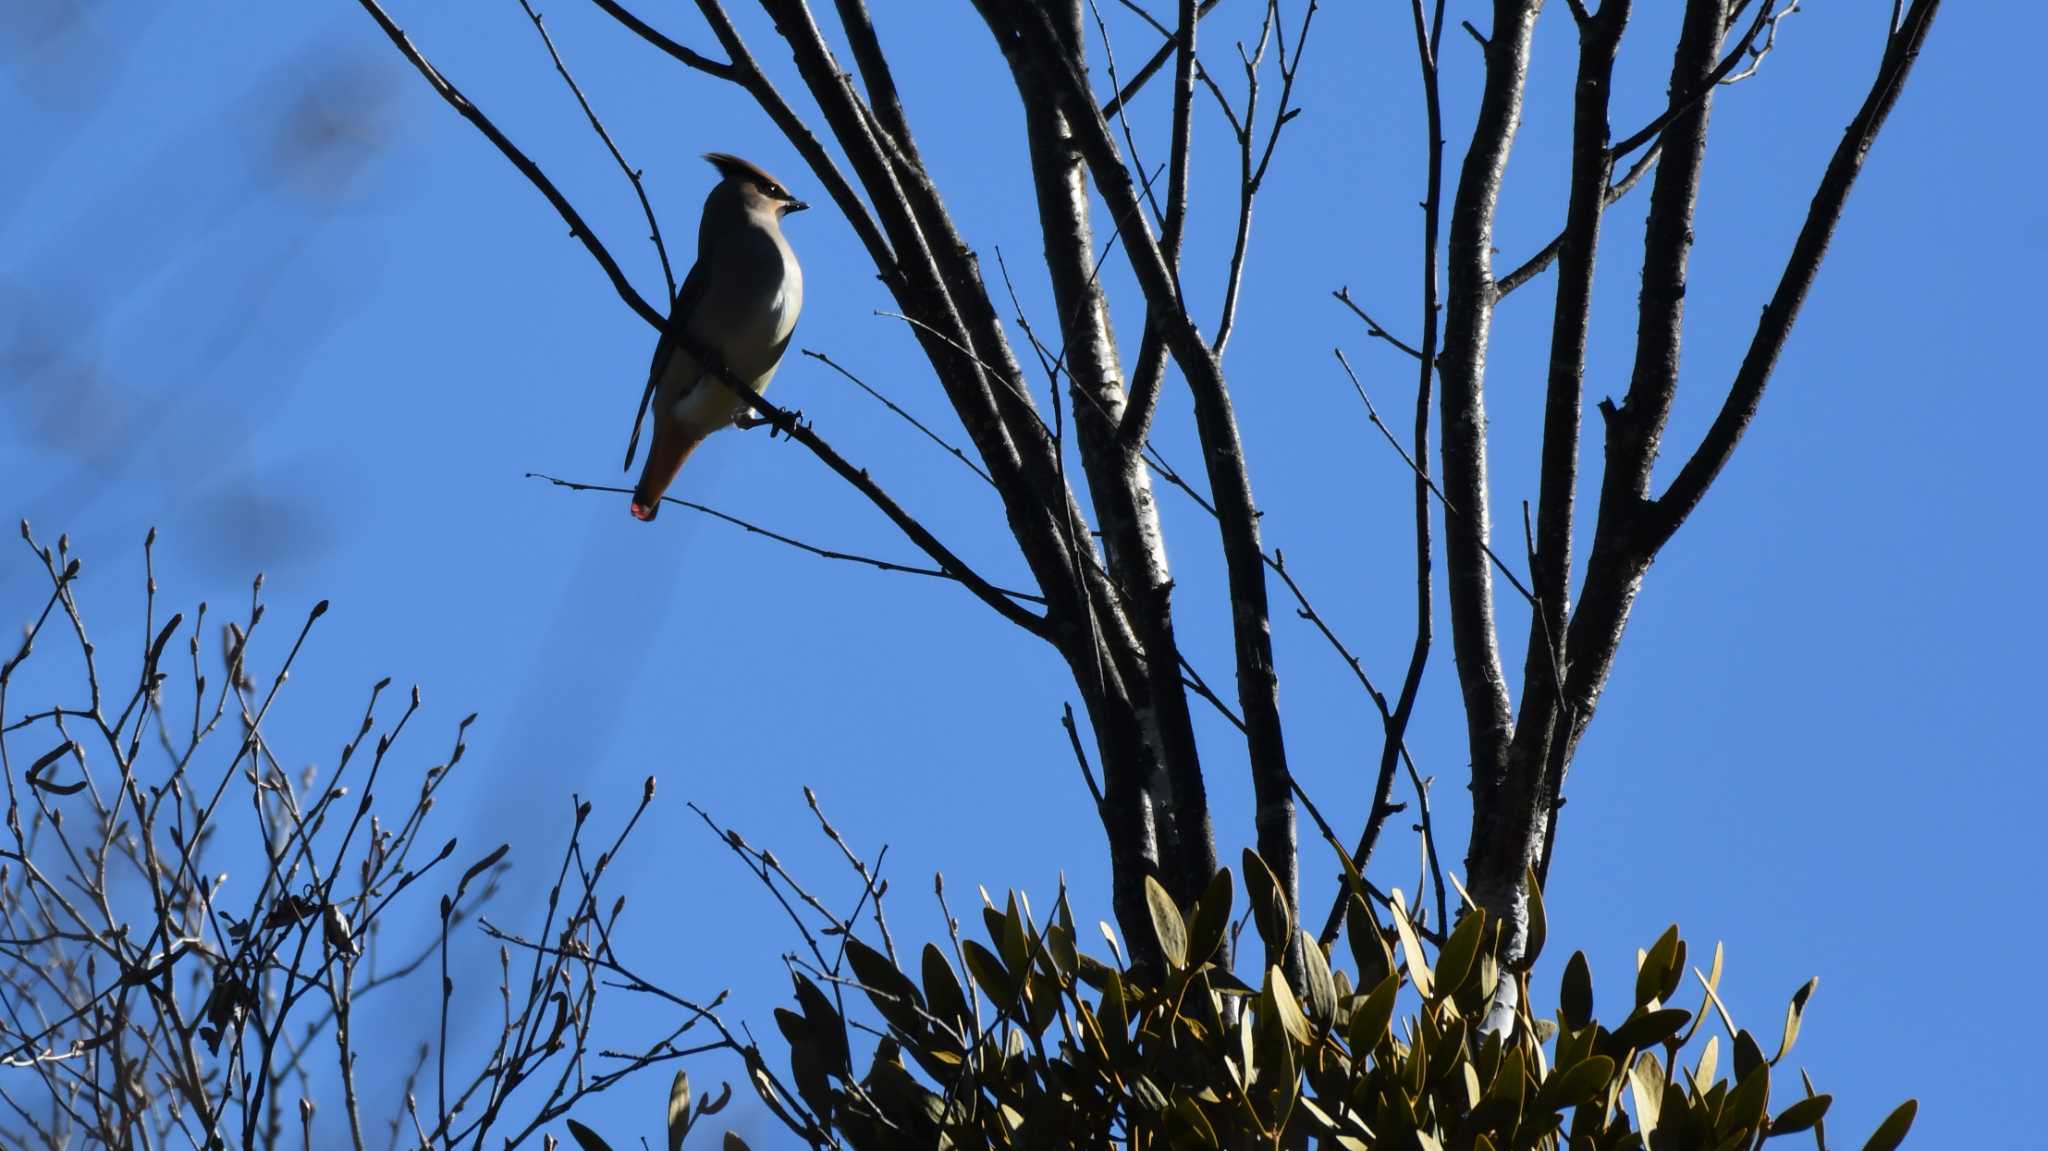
[{"x1": 686, "y1": 232, "x2": 802, "y2": 382}]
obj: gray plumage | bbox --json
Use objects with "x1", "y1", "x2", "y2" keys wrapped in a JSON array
[{"x1": 626, "y1": 153, "x2": 806, "y2": 520}]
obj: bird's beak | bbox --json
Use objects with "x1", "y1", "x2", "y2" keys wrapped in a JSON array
[{"x1": 784, "y1": 199, "x2": 810, "y2": 215}]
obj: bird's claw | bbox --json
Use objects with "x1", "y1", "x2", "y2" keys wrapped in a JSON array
[{"x1": 737, "y1": 409, "x2": 802, "y2": 439}]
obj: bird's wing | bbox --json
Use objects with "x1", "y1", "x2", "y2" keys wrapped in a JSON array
[{"x1": 622, "y1": 259, "x2": 708, "y2": 472}]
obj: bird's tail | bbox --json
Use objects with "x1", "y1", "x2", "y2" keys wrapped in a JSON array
[{"x1": 628, "y1": 429, "x2": 699, "y2": 522}]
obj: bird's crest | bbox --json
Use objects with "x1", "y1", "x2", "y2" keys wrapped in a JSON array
[{"x1": 703, "y1": 152, "x2": 787, "y2": 190}]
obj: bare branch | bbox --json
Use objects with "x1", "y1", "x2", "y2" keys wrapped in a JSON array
[
  {"x1": 1646, "y1": 0, "x2": 1941, "y2": 550},
  {"x1": 1436, "y1": 0, "x2": 1536, "y2": 790},
  {"x1": 801, "y1": 349, "x2": 995, "y2": 487},
  {"x1": 354, "y1": 0, "x2": 663, "y2": 328},
  {"x1": 997, "y1": 0, "x2": 1301, "y2": 942},
  {"x1": 1333, "y1": 287, "x2": 1424, "y2": 361},
  {"x1": 1099, "y1": 0, "x2": 1223, "y2": 120},
  {"x1": 525, "y1": 473, "x2": 1044, "y2": 605},
  {"x1": 518, "y1": 0, "x2": 676, "y2": 302}
]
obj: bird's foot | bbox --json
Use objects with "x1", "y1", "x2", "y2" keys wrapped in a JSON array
[
  {"x1": 629, "y1": 497, "x2": 660, "y2": 522},
  {"x1": 736, "y1": 408, "x2": 802, "y2": 439}
]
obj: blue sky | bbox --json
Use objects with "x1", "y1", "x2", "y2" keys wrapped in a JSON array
[{"x1": 3, "y1": 1, "x2": 2035, "y2": 1147}]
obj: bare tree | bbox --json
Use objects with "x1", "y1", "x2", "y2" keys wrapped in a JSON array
[
  {"x1": 0, "y1": 530, "x2": 749, "y2": 1149},
  {"x1": 347, "y1": 0, "x2": 1937, "y2": 1011}
]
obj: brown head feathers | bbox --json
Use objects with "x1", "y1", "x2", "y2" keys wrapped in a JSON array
[{"x1": 704, "y1": 153, "x2": 790, "y2": 196}]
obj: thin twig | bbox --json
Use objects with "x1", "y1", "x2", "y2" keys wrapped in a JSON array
[
  {"x1": 516, "y1": 0, "x2": 676, "y2": 302},
  {"x1": 801, "y1": 350, "x2": 994, "y2": 486},
  {"x1": 524, "y1": 473, "x2": 1045, "y2": 604}
]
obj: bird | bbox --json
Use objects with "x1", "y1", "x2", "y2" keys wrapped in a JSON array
[{"x1": 624, "y1": 152, "x2": 807, "y2": 521}]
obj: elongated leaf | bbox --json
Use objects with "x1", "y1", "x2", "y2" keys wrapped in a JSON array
[
  {"x1": 1692, "y1": 1034, "x2": 1720, "y2": 1094},
  {"x1": 1860, "y1": 1100, "x2": 1916, "y2": 1151},
  {"x1": 1722, "y1": 1064, "x2": 1772, "y2": 1138},
  {"x1": 667, "y1": 1070, "x2": 691, "y2": 1151},
  {"x1": 1610, "y1": 1007, "x2": 1691, "y2": 1052},
  {"x1": 1346, "y1": 895, "x2": 1392, "y2": 989},
  {"x1": 1433, "y1": 908, "x2": 1486, "y2": 999},
  {"x1": 1535, "y1": 1054, "x2": 1614, "y2": 1111},
  {"x1": 1242, "y1": 848, "x2": 1292, "y2": 954},
  {"x1": 921, "y1": 943, "x2": 971, "y2": 1037},
  {"x1": 1172, "y1": 1094, "x2": 1219, "y2": 1148},
  {"x1": 1348, "y1": 970, "x2": 1399, "y2": 1052},
  {"x1": 961, "y1": 940, "x2": 1012, "y2": 1007},
  {"x1": 1560, "y1": 950, "x2": 1594, "y2": 1030},
  {"x1": 1734, "y1": 1028, "x2": 1766, "y2": 1083},
  {"x1": 1389, "y1": 889, "x2": 1433, "y2": 999},
  {"x1": 1628, "y1": 1060, "x2": 1663, "y2": 1138},
  {"x1": 1636, "y1": 925, "x2": 1681, "y2": 1009},
  {"x1": 1772, "y1": 1092, "x2": 1832, "y2": 1135},
  {"x1": 844, "y1": 937, "x2": 924, "y2": 1038},
  {"x1": 1186, "y1": 866, "x2": 1234, "y2": 968},
  {"x1": 565, "y1": 1119, "x2": 617, "y2": 1151},
  {"x1": 1773, "y1": 977, "x2": 1818, "y2": 1065},
  {"x1": 1144, "y1": 875, "x2": 1188, "y2": 970},
  {"x1": 792, "y1": 974, "x2": 849, "y2": 1074},
  {"x1": 1263, "y1": 965, "x2": 1312, "y2": 1048},
  {"x1": 1298, "y1": 931, "x2": 1339, "y2": 1026}
]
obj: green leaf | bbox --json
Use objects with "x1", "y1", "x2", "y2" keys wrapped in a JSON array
[
  {"x1": 1773, "y1": 978, "x2": 1818, "y2": 1065},
  {"x1": 1483, "y1": 1044, "x2": 1528, "y2": 1113},
  {"x1": 1242, "y1": 848, "x2": 1293, "y2": 955},
  {"x1": 1859, "y1": 1100, "x2": 1916, "y2": 1151},
  {"x1": 1433, "y1": 907, "x2": 1487, "y2": 999},
  {"x1": 961, "y1": 939, "x2": 1012, "y2": 1007},
  {"x1": 1692, "y1": 1034, "x2": 1720, "y2": 1094},
  {"x1": 1346, "y1": 895, "x2": 1392, "y2": 989},
  {"x1": 1263, "y1": 964, "x2": 1313, "y2": 1048},
  {"x1": 844, "y1": 937, "x2": 924, "y2": 1039},
  {"x1": 999, "y1": 893, "x2": 1031, "y2": 975},
  {"x1": 667, "y1": 1070, "x2": 691, "y2": 1151},
  {"x1": 1733, "y1": 1028, "x2": 1766, "y2": 1084},
  {"x1": 1628, "y1": 1059, "x2": 1663, "y2": 1138},
  {"x1": 1144, "y1": 875, "x2": 1189, "y2": 970},
  {"x1": 1560, "y1": 950, "x2": 1594, "y2": 1030},
  {"x1": 1535, "y1": 1054, "x2": 1615, "y2": 1112},
  {"x1": 1722, "y1": 1064, "x2": 1772, "y2": 1138},
  {"x1": 1186, "y1": 866, "x2": 1234, "y2": 968},
  {"x1": 565, "y1": 1119, "x2": 617, "y2": 1151},
  {"x1": 921, "y1": 943, "x2": 970, "y2": 1037},
  {"x1": 1518, "y1": 865, "x2": 1547, "y2": 972},
  {"x1": 1099, "y1": 967, "x2": 1130, "y2": 1038},
  {"x1": 1636, "y1": 925, "x2": 1681, "y2": 1009},
  {"x1": 1348, "y1": 970, "x2": 1398, "y2": 1052},
  {"x1": 792, "y1": 974, "x2": 849, "y2": 1075},
  {"x1": 1171, "y1": 1094, "x2": 1219, "y2": 1148},
  {"x1": 1389, "y1": 889, "x2": 1434, "y2": 999},
  {"x1": 1298, "y1": 931, "x2": 1338, "y2": 1027},
  {"x1": 1609, "y1": 1007, "x2": 1691, "y2": 1052},
  {"x1": 1771, "y1": 1093, "x2": 1832, "y2": 1136}
]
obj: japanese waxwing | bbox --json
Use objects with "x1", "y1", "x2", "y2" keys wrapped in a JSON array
[{"x1": 625, "y1": 152, "x2": 806, "y2": 520}]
